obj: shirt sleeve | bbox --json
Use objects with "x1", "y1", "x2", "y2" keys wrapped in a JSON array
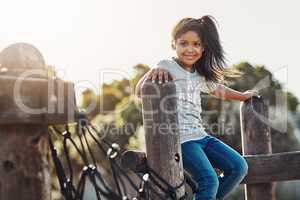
[
  {"x1": 157, "y1": 59, "x2": 172, "y2": 70},
  {"x1": 156, "y1": 59, "x2": 177, "y2": 77}
]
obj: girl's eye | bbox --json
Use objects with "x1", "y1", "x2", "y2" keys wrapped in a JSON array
[
  {"x1": 177, "y1": 41, "x2": 201, "y2": 47},
  {"x1": 179, "y1": 41, "x2": 187, "y2": 46}
]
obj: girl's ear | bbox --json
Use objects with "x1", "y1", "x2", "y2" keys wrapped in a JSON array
[
  {"x1": 201, "y1": 47, "x2": 205, "y2": 53},
  {"x1": 171, "y1": 40, "x2": 176, "y2": 50}
]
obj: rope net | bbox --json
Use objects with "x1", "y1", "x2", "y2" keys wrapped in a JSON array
[{"x1": 49, "y1": 114, "x2": 194, "y2": 200}]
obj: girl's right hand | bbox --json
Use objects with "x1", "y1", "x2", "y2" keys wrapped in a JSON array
[
  {"x1": 146, "y1": 67, "x2": 175, "y2": 84},
  {"x1": 242, "y1": 90, "x2": 260, "y2": 101}
]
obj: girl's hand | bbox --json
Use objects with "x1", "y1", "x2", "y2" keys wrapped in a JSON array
[
  {"x1": 242, "y1": 90, "x2": 260, "y2": 101},
  {"x1": 146, "y1": 67, "x2": 175, "y2": 84}
]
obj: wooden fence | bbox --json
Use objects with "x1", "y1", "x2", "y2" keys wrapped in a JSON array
[
  {"x1": 1, "y1": 43, "x2": 300, "y2": 200},
  {"x1": 121, "y1": 80, "x2": 300, "y2": 200}
]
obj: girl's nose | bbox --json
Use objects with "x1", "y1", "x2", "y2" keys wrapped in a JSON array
[{"x1": 186, "y1": 45, "x2": 194, "y2": 52}]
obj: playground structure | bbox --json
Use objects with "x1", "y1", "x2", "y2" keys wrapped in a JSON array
[
  {"x1": 0, "y1": 43, "x2": 300, "y2": 200},
  {"x1": 123, "y1": 71, "x2": 300, "y2": 200}
]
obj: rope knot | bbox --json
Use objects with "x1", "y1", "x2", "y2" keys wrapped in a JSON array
[
  {"x1": 62, "y1": 130, "x2": 71, "y2": 138},
  {"x1": 107, "y1": 143, "x2": 121, "y2": 159}
]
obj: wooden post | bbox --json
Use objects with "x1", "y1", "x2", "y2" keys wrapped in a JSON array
[
  {"x1": 141, "y1": 80, "x2": 185, "y2": 199},
  {"x1": 240, "y1": 96, "x2": 275, "y2": 200},
  {"x1": 0, "y1": 43, "x2": 75, "y2": 200}
]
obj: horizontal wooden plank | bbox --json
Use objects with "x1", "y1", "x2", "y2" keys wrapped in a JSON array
[
  {"x1": 0, "y1": 76, "x2": 76, "y2": 124},
  {"x1": 242, "y1": 151, "x2": 300, "y2": 184},
  {"x1": 121, "y1": 150, "x2": 300, "y2": 184}
]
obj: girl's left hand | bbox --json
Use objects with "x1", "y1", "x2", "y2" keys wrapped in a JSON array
[{"x1": 242, "y1": 90, "x2": 260, "y2": 101}]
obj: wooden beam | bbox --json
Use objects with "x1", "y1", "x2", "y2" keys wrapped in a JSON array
[
  {"x1": 0, "y1": 77, "x2": 75, "y2": 124},
  {"x1": 243, "y1": 151, "x2": 300, "y2": 184},
  {"x1": 121, "y1": 150, "x2": 300, "y2": 185}
]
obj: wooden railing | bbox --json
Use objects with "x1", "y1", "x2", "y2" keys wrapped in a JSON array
[{"x1": 121, "y1": 80, "x2": 300, "y2": 200}]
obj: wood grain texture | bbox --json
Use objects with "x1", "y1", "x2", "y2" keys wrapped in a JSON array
[
  {"x1": 141, "y1": 80, "x2": 185, "y2": 199},
  {"x1": 0, "y1": 77, "x2": 76, "y2": 124},
  {"x1": 0, "y1": 125, "x2": 50, "y2": 200},
  {"x1": 243, "y1": 151, "x2": 300, "y2": 184},
  {"x1": 241, "y1": 97, "x2": 275, "y2": 200}
]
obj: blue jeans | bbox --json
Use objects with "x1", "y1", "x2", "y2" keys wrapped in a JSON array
[{"x1": 181, "y1": 135, "x2": 248, "y2": 200}]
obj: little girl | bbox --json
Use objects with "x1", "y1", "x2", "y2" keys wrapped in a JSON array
[{"x1": 136, "y1": 16, "x2": 258, "y2": 200}]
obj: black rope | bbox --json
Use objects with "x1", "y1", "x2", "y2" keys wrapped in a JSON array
[
  {"x1": 147, "y1": 167, "x2": 186, "y2": 200},
  {"x1": 49, "y1": 135, "x2": 73, "y2": 200},
  {"x1": 49, "y1": 117, "x2": 189, "y2": 200}
]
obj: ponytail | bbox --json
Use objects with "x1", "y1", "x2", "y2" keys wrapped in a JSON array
[{"x1": 196, "y1": 15, "x2": 225, "y2": 82}]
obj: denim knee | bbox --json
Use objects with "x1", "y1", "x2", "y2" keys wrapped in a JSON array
[{"x1": 231, "y1": 157, "x2": 248, "y2": 178}]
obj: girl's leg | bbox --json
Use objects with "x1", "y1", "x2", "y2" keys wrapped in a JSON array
[
  {"x1": 182, "y1": 140, "x2": 219, "y2": 200},
  {"x1": 202, "y1": 135, "x2": 248, "y2": 200}
]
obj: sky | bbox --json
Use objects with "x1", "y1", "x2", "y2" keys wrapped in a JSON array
[{"x1": 0, "y1": 0, "x2": 299, "y2": 102}]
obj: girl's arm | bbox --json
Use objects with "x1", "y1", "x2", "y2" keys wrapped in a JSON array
[{"x1": 209, "y1": 84, "x2": 259, "y2": 101}]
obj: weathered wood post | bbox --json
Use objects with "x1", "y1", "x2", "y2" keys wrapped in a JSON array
[
  {"x1": 240, "y1": 96, "x2": 275, "y2": 200},
  {"x1": 0, "y1": 43, "x2": 75, "y2": 200},
  {"x1": 141, "y1": 80, "x2": 185, "y2": 199}
]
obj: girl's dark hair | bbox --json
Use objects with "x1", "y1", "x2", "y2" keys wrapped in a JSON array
[{"x1": 172, "y1": 16, "x2": 235, "y2": 82}]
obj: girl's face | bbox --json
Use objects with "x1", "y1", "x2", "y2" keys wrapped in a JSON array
[{"x1": 173, "y1": 31, "x2": 204, "y2": 70}]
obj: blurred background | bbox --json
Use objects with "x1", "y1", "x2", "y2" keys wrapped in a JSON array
[{"x1": 1, "y1": 0, "x2": 300, "y2": 199}]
